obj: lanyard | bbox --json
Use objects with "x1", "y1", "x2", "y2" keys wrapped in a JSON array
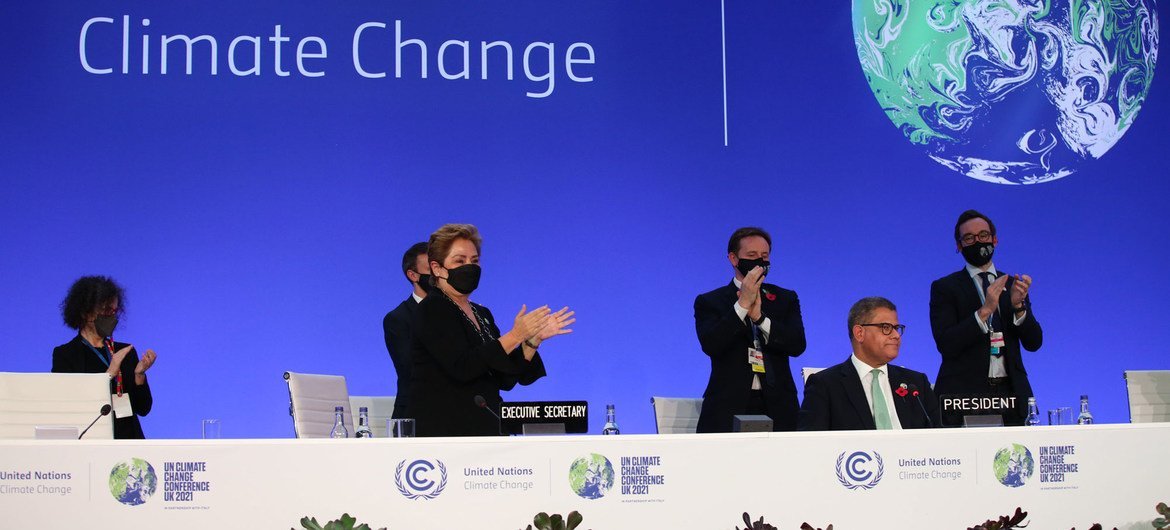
[
  {"x1": 445, "y1": 295, "x2": 495, "y2": 344},
  {"x1": 82, "y1": 338, "x2": 110, "y2": 367},
  {"x1": 82, "y1": 336, "x2": 123, "y2": 396}
]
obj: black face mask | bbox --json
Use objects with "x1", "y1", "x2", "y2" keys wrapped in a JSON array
[
  {"x1": 736, "y1": 258, "x2": 770, "y2": 278},
  {"x1": 961, "y1": 242, "x2": 995, "y2": 267},
  {"x1": 94, "y1": 315, "x2": 118, "y2": 338},
  {"x1": 415, "y1": 273, "x2": 433, "y2": 291},
  {"x1": 443, "y1": 263, "x2": 481, "y2": 295}
]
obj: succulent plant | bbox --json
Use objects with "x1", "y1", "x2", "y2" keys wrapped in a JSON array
[
  {"x1": 1153, "y1": 502, "x2": 1170, "y2": 529},
  {"x1": 735, "y1": 512, "x2": 777, "y2": 530},
  {"x1": 800, "y1": 524, "x2": 834, "y2": 530},
  {"x1": 968, "y1": 507, "x2": 1028, "y2": 530},
  {"x1": 294, "y1": 513, "x2": 385, "y2": 530},
  {"x1": 524, "y1": 511, "x2": 584, "y2": 530}
]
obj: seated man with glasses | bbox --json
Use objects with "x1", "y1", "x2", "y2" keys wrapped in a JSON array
[
  {"x1": 929, "y1": 209, "x2": 1042, "y2": 426},
  {"x1": 798, "y1": 297, "x2": 939, "y2": 431}
]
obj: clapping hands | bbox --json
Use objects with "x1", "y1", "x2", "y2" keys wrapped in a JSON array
[
  {"x1": 1010, "y1": 274, "x2": 1032, "y2": 308},
  {"x1": 535, "y1": 306, "x2": 575, "y2": 343},
  {"x1": 737, "y1": 266, "x2": 766, "y2": 321},
  {"x1": 511, "y1": 304, "x2": 576, "y2": 355}
]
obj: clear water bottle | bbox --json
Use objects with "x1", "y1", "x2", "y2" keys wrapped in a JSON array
[
  {"x1": 355, "y1": 406, "x2": 372, "y2": 438},
  {"x1": 330, "y1": 406, "x2": 349, "y2": 438},
  {"x1": 1076, "y1": 395, "x2": 1094, "y2": 425},
  {"x1": 601, "y1": 404, "x2": 620, "y2": 435},
  {"x1": 1025, "y1": 397, "x2": 1040, "y2": 426}
]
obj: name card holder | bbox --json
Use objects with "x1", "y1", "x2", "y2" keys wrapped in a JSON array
[{"x1": 499, "y1": 401, "x2": 588, "y2": 435}]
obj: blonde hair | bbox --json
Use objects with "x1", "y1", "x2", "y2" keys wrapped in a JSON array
[{"x1": 427, "y1": 223, "x2": 483, "y2": 267}]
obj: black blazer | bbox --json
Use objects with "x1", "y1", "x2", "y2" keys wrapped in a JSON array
[
  {"x1": 383, "y1": 296, "x2": 419, "y2": 418},
  {"x1": 693, "y1": 281, "x2": 806, "y2": 432},
  {"x1": 404, "y1": 294, "x2": 545, "y2": 437},
  {"x1": 798, "y1": 357, "x2": 940, "y2": 431},
  {"x1": 51, "y1": 335, "x2": 153, "y2": 439},
  {"x1": 929, "y1": 268, "x2": 1043, "y2": 415}
]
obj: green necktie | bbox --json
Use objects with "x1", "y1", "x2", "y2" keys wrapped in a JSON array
[{"x1": 871, "y1": 368, "x2": 893, "y2": 430}]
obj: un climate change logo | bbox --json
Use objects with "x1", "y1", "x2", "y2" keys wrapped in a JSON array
[
  {"x1": 852, "y1": 0, "x2": 1159, "y2": 184},
  {"x1": 993, "y1": 444, "x2": 1035, "y2": 488},
  {"x1": 568, "y1": 454, "x2": 614, "y2": 499},
  {"x1": 395, "y1": 459, "x2": 447, "y2": 500},
  {"x1": 109, "y1": 458, "x2": 157, "y2": 506},
  {"x1": 836, "y1": 451, "x2": 884, "y2": 490}
]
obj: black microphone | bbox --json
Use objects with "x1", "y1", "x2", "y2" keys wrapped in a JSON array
[
  {"x1": 473, "y1": 395, "x2": 504, "y2": 435},
  {"x1": 906, "y1": 384, "x2": 934, "y2": 428},
  {"x1": 79, "y1": 404, "x2": 113, "y2": 439}
]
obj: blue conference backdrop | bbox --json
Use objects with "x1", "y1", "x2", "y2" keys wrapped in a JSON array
[{"x1": 1, "y1": 0, "x2": 1165, "y2": 437}]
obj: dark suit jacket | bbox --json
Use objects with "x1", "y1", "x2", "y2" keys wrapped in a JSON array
[
  {"x1": 694, "y1": 281, "x2": 806, "y2": 432},
  {"x1": 383, "y1": 296, "x2": 419, "y2": 418},
  {"x1": 404, "y1": 293, "x2": 546, "y2": 437},
  {"x1": 929, "y1": 268, "x2": 1043, "y2": 417},
  {"x1": 798, "y1": 357, "x2": 940, "y2": 431},
  {"x1": 51, "y1": 335, "x2": 153, "y2": 439}
]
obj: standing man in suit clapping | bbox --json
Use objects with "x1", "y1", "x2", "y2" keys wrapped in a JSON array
[
  {"x1": 694, "y1": 227, "x2": 806, "y2": 433},
  {"x1": 930, "y1": 210, "x2": 1043, "y2": 426}
]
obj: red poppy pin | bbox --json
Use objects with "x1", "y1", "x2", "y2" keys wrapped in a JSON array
[
  {"x1": 764, "y1": 291, "x2": 776, "y2": 301},
  {"x1": 895, "y1": 384, "x2": 909, "y2": 398}
]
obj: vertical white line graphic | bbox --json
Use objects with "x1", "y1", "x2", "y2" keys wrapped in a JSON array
[{"x1": 721, "y1": 0, "x2": 729, "y2": 146}]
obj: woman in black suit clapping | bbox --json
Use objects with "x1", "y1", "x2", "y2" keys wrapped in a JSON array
[{"x1": 405, "y1": 224, "x2": 573, "y2": 437}]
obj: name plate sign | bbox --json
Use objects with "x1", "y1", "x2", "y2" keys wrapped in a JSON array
[
  {"x1": 939, "y1": 393, "x2": 1019, "y2": 426},
  {"x1": 499, "y1": 401, "x2": 588, "y2": 434}
]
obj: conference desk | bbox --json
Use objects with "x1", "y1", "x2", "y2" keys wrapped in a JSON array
[{"x1": 1, "y1": 423, "x2": 1164, "y2": 529}]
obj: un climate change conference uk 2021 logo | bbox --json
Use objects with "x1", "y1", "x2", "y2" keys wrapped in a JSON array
[
  {"x1": 395, "y1": 459, "x2": 447, "y2": 500},
  {"x1": 853, "y1": 0, "x2": 1159, "y2": 184},
  {"x1": 836, "y1": 451, "x2": 884, "y2": 490},
  {"x1": 109, "y1": 458, "x2": 157, "y2": 506},
  {"x1": 568, "y1": 454, "x2": 615, "y2": 499},
  {"x1": 993, "y1": 444, "x2": 1035, "y2": 487}
]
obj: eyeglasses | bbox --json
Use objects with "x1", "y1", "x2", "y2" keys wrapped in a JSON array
[
  {"x1": 860, "y1": 323, "x2": 905, "y2": 336},
  {"x1": 960, "y1": 231, "x2": 993, "y2": 245}
]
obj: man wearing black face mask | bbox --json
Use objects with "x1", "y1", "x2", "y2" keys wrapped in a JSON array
[
  {"x1": 383, "y1": 241, "x2": 431, "y2": 419},
  {"x1": 930, "y1": 210, "x2": 1043, "y2": 426},
  {"x1": 693, "y1": 227, "x2": 806, "y2": 433}
]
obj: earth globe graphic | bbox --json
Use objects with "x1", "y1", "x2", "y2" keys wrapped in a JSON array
[
  {"x1": 109, "y1": 458, "x2": 158, "y2": 505},
  {"x1": 852, "y1": 0, "x2": 1159, "y2": 184},
  {"x1": 568, "y1": 454, "x2": 615, "y2": 499},
  {"x1": 993, "y1": 444, "x2": 1035, "y2": 487}
]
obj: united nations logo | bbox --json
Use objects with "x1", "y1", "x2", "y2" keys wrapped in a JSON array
[
  {"x1": 395, "y1": 459, "x2": 447, "y2": 500},
  {"x1": 109, "y1": 458, "x2": 157, "y2": 506},
  {"x1": 568, "y1": 453, "x2": 614, "y2": 499},
  {"x1": 993, "y1": 444, "x2": 1035, "y2": 488},
  {"x1": 836, "y1": 451, "x2": 884, "y2": 490},
  {"x1": 853, "y1": 0, "x2": 1159, "y2": 184}
]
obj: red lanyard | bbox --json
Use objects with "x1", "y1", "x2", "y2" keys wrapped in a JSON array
[{"x1": 104, "y1": 338, "x2": 124, "y2": 396}]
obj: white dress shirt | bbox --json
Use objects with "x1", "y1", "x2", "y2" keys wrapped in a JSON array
[
  {"x1": 850, "y1": 353, "x2": 903, "y2": 430},
  {"x1": 965, "y1": 262, "x2": 1024, "y2": 378},
  {"x1": 732, "y1": 277, "x2": 772, "y2": 390}
]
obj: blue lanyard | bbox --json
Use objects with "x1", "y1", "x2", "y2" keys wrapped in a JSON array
[{"x1": 81, "y1": 336, "x2": 111, "y2": 368}]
